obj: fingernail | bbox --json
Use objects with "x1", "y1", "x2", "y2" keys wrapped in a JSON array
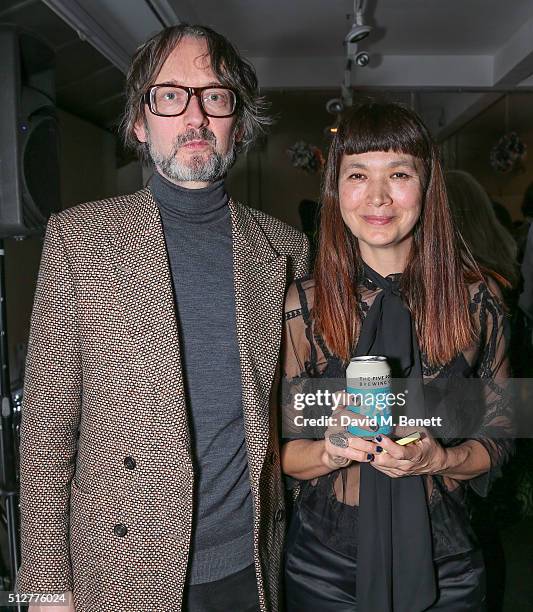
[
  {"x1": 376, "y1": 446, "x2": 383, "y2": 453},
  {"x1": 375, "y1": 435, "x2": 382, "y2": 442},
  {"x1": 367, "y1": 453, "x2": 374, "y2": 462}
]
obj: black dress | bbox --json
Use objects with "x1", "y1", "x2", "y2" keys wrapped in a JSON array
[{"x1": 281, "y1": 273, "x2": 513, "y2": 611}]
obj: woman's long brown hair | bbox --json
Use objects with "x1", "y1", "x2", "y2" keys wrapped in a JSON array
[{"x1": 313, "y1": 103, "x2": 482, "y2": 366}]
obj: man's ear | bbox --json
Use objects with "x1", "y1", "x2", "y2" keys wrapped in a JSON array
[
  {"x1": 234, "y1": 122, "x2": 245, "y2": 144},
  {"x1": 134, "y1": 118, "x2": 148, "y2": 144}
]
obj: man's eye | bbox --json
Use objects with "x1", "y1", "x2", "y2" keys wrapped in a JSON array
[
  {"x1": 205, "y1": 92, "x2": 227, "y2": 104},
  {"x1": 163, "y1": 92, "x2": 176, "y2": 101},
  {"x1": 348, "y1": 173, "x2": 365, "y2": 180}
]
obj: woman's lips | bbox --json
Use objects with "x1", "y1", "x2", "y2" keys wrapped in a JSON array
[{"x1": 363, "y1": 215, "x2": 394, "y2": 225}]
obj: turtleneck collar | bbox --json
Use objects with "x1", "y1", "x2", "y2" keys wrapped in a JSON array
[{"x1": 149, "y1": 170, "x2": 229, "y2": 225}]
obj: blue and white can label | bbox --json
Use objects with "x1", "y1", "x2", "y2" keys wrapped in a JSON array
[{"x1": 345, "y1": 356, "x2": 393, "y2": 436}]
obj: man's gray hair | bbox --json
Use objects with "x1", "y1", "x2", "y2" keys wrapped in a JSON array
[{"x1": 120, "y1": 24, "x2": 272, "y2": 163}]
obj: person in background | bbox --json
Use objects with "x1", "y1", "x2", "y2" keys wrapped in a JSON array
[
  {"x1": 514, "y1": 180, "x2": 533, "y2": 262},
  {"x1": 519, "y1": 224, "x2": 533, "y2": 322},
  {"x1": 445, "y1": 170, "x2": 518, "y2": 293},
  {"x1": 518, "y1": 223, "x2": 533, "y2": 377},
  {"x1": 514, "y1": 181, "x2": 533, "y2": 376},
  {"x1": 517, "y1": 182, "x2": 533, "y2": 317},
  {"x1": 281, "y1": 103, "x2": 513, "y2": 611},
  {"x1": 492, "y1": 199, "x2": 514, "y2": 234},
  {"x1": 445, "y1": 171, "x2": 522, "y2": 612},
  {"x1": 18, "y1": 24, "x2": 308, "y2": 612}
]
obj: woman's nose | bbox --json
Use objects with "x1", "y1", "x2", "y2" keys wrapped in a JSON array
[{"x1": 367, "y1": 182, "x2": 392, "y2": 207}]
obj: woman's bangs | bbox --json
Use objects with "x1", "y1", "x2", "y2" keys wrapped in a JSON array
[{"x1": 339, "y1": 106, "x2": 430, "y2": 160}]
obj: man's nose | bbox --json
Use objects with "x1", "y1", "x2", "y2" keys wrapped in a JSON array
[{"x1": 183, "y1": 94, "x2": 208, "y2": 129}]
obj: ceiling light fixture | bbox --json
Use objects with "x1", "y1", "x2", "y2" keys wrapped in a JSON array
[
  {"x1": 344, "y1": 0, "x2": 372, "y2": 44},
  {"x1": 325, "y1": 0, "x2": 374, "y2": 129},
  {"x1": 355, "y1": 51, "x2": 370, "y2": 67},
  {"x1": 326, "y1": 98, "x2": 344, "y2": 114}
]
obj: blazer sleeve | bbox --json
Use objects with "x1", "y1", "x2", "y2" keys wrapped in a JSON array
[
  {"x1": 17, "y1": 214, "x2": 82, "y2": 592},
  {"x1": 292, "y1": 234, "x2": 310, "y2": 281}
]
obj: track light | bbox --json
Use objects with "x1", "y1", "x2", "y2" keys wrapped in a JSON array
[
  {"x1": 326, "y1": 98, "x2": 344, "y2": 114},
  {"x1": 345, "y1": 0, "x2": 372, "y2": 44},
  {"x1": 355, "y1": 51, "x2": 370, "y2": 67},
  {"x1": 345, "y1": 23, "x2": 372, "y2": 43}
]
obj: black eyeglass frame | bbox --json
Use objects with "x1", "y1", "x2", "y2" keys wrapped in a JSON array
[{"x1": 142, "y1": 83, "x2": 238, "y2": 118}]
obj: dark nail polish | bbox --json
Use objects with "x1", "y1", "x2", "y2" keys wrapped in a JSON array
[
  {"x1": 367, "y1": 453, "x2": 374, "y2": 462},
  {"x1": 375, "y1": 435, "x2": 382, "y2": 442},
  {"x1": 376, "y1": 446, "x2": 383, "y2": 453}
]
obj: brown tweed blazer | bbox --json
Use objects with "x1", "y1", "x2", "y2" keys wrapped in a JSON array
[{"x1": 17, "y1": 187, "x2": 309, "y2": 612}]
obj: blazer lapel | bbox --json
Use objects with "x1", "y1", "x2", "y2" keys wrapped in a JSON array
[
  {"x1": 230, "y1": 200, "x2": 287, "y2": 482},
  {"x1": 110, "y1": 188, "x2": 193, "y2": 474}
]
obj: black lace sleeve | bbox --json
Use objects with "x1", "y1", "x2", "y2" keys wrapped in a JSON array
[
  {"x1": 280, "y1": 277, "x2": 330, "y2": 441},
  {"x1": 468, "y1": 280, "x2": 515, "y2": 496}
]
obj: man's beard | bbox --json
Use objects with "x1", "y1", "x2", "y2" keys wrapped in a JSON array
[{"x1": 146, "y1": 126, "x2": 237, "y2": 183}]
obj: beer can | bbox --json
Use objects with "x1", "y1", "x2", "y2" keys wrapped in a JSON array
[{"x1": 345, "y1": 355, "x2": 393, "y2": 436}]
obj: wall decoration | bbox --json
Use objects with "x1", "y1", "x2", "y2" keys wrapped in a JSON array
[
  {"x1": 286, "y1": 141, "x2": 325, "y2": 174},
  {"x1": 489, "y1": 95, "x2": 527, "y2": 173},
  {"x1": 490, "y1": 131, "x2": 527, "y2": 173}
]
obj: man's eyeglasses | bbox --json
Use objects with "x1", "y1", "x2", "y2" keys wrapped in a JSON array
[{"x1": 143, "y1": 84, "x2": 238, "y2": 118}]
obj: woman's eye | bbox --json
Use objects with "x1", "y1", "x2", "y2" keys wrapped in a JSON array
[
  {"x1": 348, "y1": 173, "x2": 365, "y2": 180},
  {"x1": 392, "y1": 172, "x2": 410, "y2": 179}
]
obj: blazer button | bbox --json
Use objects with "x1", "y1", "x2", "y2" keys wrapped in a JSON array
[
  {"x1": 275, "y1": 508, "x2": 285, "y2": 522},
  {"x1": 113, "y1": 523, "x2": 128, "y2": 537},
  {"x1": 124, "y1": 456, "x2": 136, "y2": 470}
]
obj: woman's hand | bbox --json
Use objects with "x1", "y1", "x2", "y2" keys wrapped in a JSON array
[
  {"x1": 369, "y1": 433, "x2": 448, "y2": 478},
  {"x1": 323, "y1": 404, "x2": 378, "y2": 469},
  {"x1": 323, "y1": 397, "x2": 450, "y2": 477}
]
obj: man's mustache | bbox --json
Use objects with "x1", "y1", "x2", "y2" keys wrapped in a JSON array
[{"x1": 174, "y1": 128, "x2": 217, "y2": 147}]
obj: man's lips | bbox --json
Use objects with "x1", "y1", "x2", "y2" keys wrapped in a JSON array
[
  {"x1": 181, "y1": 139, "x2": 211, "y2": 149},
  {"x1": 362, "y1": 215, "x2": 394, "y2": 225}
]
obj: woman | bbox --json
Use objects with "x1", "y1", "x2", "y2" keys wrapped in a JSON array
[
  {"x1": 281, "y1": 103, "x2": 513, "y2": 611},
  {"x1": 445, "y1": 169, "x2": 518, "y2": 290}
]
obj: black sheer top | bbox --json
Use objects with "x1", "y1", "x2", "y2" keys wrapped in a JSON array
[{"x1": 281, "y1": 274, "x2": 514, "y2": 560}]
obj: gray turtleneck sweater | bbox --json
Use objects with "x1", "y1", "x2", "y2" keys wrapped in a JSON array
[{"x1": 150, "y1": 171, "x2": 253, "y2": 585}]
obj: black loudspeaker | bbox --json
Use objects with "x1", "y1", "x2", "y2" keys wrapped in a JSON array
[{"x1": 0, "y1": 25, "x2": 61, "y2": 238}]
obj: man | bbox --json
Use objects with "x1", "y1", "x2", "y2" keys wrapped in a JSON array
[{"x1": 17, "y1": 25, "x2": 309, "y2": 612}]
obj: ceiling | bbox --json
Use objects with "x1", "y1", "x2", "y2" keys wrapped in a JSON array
[
  {"x1": 171, "y1": 0, "x2": 533, "y2": 57},
  {"x1": 2, "y1": 0, "x2": 533, "y2": 139}
]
